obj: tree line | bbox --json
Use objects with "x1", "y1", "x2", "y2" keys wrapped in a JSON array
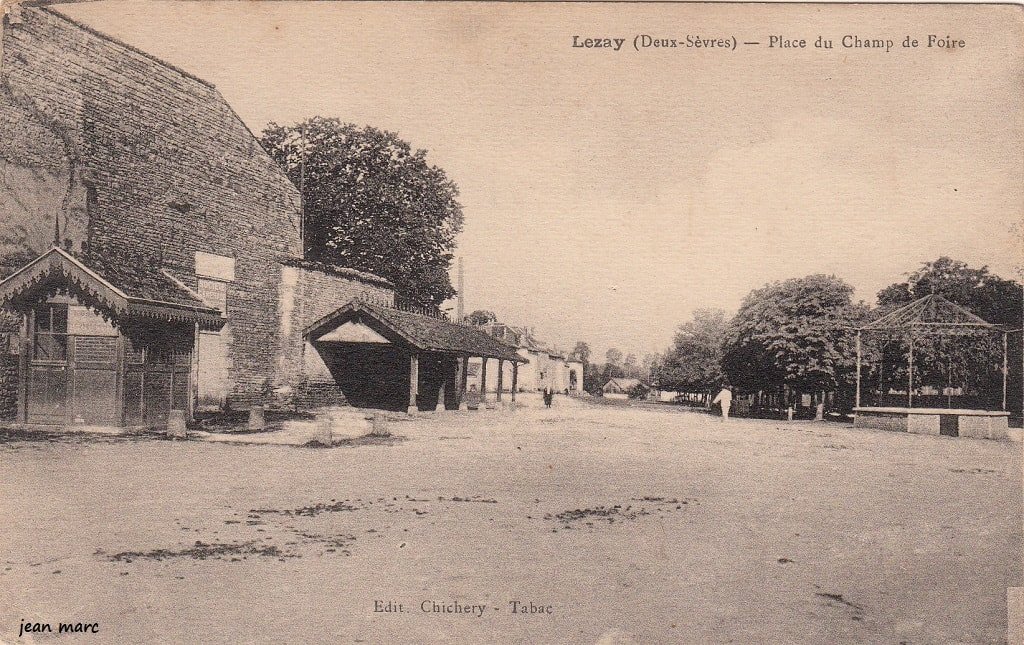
[{"x1": 570, "y1": 258, "x2": 1023, "y2": 414}]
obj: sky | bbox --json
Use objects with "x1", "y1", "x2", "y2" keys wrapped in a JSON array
[{"x1": 58, "y1": 1, "x2": 1024, "y2": 360}]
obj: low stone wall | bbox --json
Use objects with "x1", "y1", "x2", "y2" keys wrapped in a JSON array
[
  {"x1": 0, "y1": 314, "x2": 19, "y2": 420},
  {"x1": 854, "y1": 410, "x2": 907, "y2": 432},
  {"x1": 293, "y1": 379, "x2": 348, "y2": 410},
  {"x1": 0, "y1": 350, "x2": 18, "y2": 421},
  {"x1": 854, "y1": 408, "x2": 1010, "y2": 440},
  {"x1": 959, "y1": 415, "x2": 1009, "y2": 440}
]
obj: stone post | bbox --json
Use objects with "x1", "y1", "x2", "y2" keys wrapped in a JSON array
[
  {"x1": 370, "y1": 412, "x2": 389, "y2": 437},
  {"x1": 511, "y1": 362, "x2": 519, "y2": 406},
  {"x1": 316, "y1": 411, "x2": 334, "y2": 445},
  {"x1": 407, "y1": 354, "x2": 419, "y2": 414},
  {"x1": 248, "y1": 405, "x2": 265, "y2": 431},
  {"x1": 167, "y1": 409, "x2": 187, "y2": 439}
]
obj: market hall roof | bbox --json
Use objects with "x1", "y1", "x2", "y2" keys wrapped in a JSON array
[
  {"x1": 0, "y1": 247, "x2": 226, "y2": 330},
  {"x1": 304, "y1": 299, "x2": 527, "y2": 363}
]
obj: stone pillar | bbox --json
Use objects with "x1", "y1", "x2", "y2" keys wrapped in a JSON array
[
  {"x1": 480, "y1": 357, "x2": 488, "y2": 404},
  {"x1": 511, "y1": 362, "x2": 519, "y2": 405},
  {"x1": 17, "y1": 312, "x2": 28, "y2": 424},
  {"x1": 908, "y1": 336, "x2": 914, "y2": 408},
  {"x1": 435, "y1": 379, "x2": 446, "y2": 412},
  {"x1": 1002, "y1": 331, "x2": 1008, "y2": 412},
  {"x1": 407, "y1": 353, "x2": 419, "y2": 414}
]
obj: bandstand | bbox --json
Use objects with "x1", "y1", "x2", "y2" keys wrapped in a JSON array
[{"x1": 852, "y1": 294, "x2": 1014, "y2": 439}]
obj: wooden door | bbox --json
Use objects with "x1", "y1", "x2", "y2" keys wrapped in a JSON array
[
  {"x1": 27, "y1": 363, "x2": 68, "y2": 424},
  {"x1": 70, "y1": 335, "x2": 119, "y2": 425},
  {"x1": 26, "y1": 305, "x2": 70, "y2": 424}
]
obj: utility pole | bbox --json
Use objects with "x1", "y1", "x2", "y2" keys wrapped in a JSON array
[
  {"x1": 296, "y1": 120, "x2": 307, "y2": 255},
  {"x1": 456, "y1": 256, "x2": 465, "y2": 323}
]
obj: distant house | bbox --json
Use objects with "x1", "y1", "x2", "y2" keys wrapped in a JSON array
[
  {"x1": 602, "y1": 377, "x2": 644, "y2": 399},
  {"x1": 468, "y1": 322, "x2": 582, "y2": 394}
]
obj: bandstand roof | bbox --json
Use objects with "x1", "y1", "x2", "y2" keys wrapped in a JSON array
[{"x1": 858, "y1": 294, "x2": 1006, "y2": 332}]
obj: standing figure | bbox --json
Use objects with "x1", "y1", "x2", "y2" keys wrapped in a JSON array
[
  {"x1": 543, "y1": 385, "x2": 553, "y2": 408},
  {"x1": 712, "y1": 386, "x2": 733, "y2": 421}
]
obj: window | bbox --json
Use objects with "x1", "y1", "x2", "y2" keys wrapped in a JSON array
[{"x1": 32, "y1": 304, "x2": 68, "y2": 362}]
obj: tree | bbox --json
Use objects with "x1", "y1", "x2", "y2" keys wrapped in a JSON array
[
  {"x1": 658, "y1": 308, "x2": 727, "y2": 395},
  {"x1": 623, "y1": 353, "x2": 638, "y2": 378},
  {"x1": 601, "y1": 361, "x2": 625, "y2": 383},
  {"x1": 878, "y1": 257, "x2": 1022, "y2": 327},
  {"x1": 466, "y1": 310, "x2": 497, "y2": 325},
  {"x1": 570, "y1": 341, "x2": 591, "y2": 365},
  {"x1": 260, "y1": 118, "x2": 464, "y2": 307},
  {"x1": 600, "y1": 348, "x2": 625, "y2": 384},
  {"x1": 627, "y1": 382, "x2": 650, "y2": 400},
  {"x1": 569, "y1": 342, "x2": 601, "y2": 393},
  {"x1": 605, "y1": 348, "x2": 623, "y2": 367},
  {"x1": 583, "y1": 363, "x2": 604, "y2": 393},
  {"x1": 641, "y1": 353, "x2": 659, "y2": 383},
  {"x1": 722, "y1": 275, "x2": 869, "y2": 399}
]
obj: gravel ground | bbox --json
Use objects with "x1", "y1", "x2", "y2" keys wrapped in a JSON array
[{"x1": 0, "y1": 401, "x2": 1019, "y2": 644}]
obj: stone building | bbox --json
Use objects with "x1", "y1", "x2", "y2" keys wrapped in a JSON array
[
  {"x1": 0, "y1": 2, "x2": 520, "y2": 425},
  {"x1": 601, "y1": 377, "x2": 644, "y2": 400},
  {"x1": 468, "y1": 322, "x2": 583, "y2": 395}
]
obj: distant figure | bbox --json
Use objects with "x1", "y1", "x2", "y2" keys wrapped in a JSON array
[
  {"x1": 712, "y1": 386, "x2": 733, "y2": 421},
  {"x1": 543, "y1": 385, "x2": 553, "y2": 408}
]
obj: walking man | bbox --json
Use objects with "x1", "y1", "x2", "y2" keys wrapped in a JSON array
[{"x1": 712, "y1": 385, "x2": 733, "y2": 421}]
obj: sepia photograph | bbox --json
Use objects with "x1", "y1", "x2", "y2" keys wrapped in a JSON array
[{"x1": 0, "y1": 0, "x2": 1021, "y2": 643}]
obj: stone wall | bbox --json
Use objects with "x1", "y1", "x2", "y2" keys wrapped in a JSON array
[
  {"x1": 0, "y1": 311, "x2": 18, "y2": 421},
  {"x1": 0, "y1": 82, "x2": 88, "y2": 257},
  {"x1": 277, "y1": 264, "x2": 394, "y2": 409},
  {"x1": 2, "y1": 7, "x2": 301, "y2": 406}
]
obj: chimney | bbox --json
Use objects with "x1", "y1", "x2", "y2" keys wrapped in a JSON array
[{"x1": 456, "y1": 256, "x2": 465, "y2": 322}]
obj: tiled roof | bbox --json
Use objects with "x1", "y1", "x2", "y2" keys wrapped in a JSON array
[
  {"x1": 88, "y1": 255, "x2": 208, "y2": 310},
  {"x1": 479, "y1": 321, "x2": 565, "y2": 356},
  {"x1": 0, "y1": 247, "x2": 224, "y2": 329},
  {"x1": 305, "y1": 299, "x2": 526, "y2": 363},
  {"x1": 604, "y1": 378, "x2": 644, "y2": 391}
]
